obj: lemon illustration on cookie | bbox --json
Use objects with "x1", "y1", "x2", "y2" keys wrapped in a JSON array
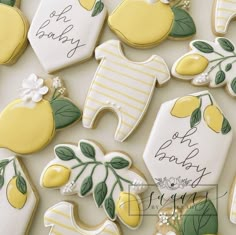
[
  {"x1": 108, "y1": 0, "x2": 196, "y2": 48},
  {"x1": 0, "y1": 0, "x2": 29, "y2": 64},
  {"x1": 80, "y1": 0, "x2": 96, "y2": 11},
  {"x1": 79, "y1": 0, "x2": 104, "y2": 17},
  {"x1": 0, "y1": 74, "x2": 81, "y2": 155}
]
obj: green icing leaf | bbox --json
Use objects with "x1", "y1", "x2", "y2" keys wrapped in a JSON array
[
  {"x1": 80, "y1": 176, "x2": 93, "y2": 196},
  {"x1": 0, "y1": 175, "x2": 4, "y2": 189},
  {"x1": 55, "y1": 146, "x2": 76, "y2": 161},
  {"x1": 215, "y1": 70, "x2": 225, "y2": 85},
  {"x1": 104, "y1": 197, "x2": 116, "y2": 220},
  {"x1": 110, "y1": 157, "x2": 130, "y2": 169},
  {"x1": 80, "y1": 142, "x2": 96, "y2": 160},
  {"x1": 16, "y1": 176, "x2": 27, "y2": 195},
  {"x1": 193, "y1": 41, "x2": 214, "y2": 53},
  {"x1": 0, "y1": 0, "x2": 16, "y2": 6},
  {"x1": 221, "y1": 117, "x2": 231, "y2": 135},
  {"x1": 92, "y1": 1, "x2": 104, "y2": 17},
  {"x1": 0, "y1": 159, "x2": 10, "y2": 168},
  {"x1": 50, "y1": 98, "x2": 81, "y2": 130},
  {"x1": 231, "y1": 78, "x2": 236, "y2": 94},
  {"x1": 169, "y1": 7, "x2": 196, "y2": 38},
  {"x1": 190, "y1": 108, "x2": 201, "y2": 128},
  {"x1": 225, "y1": 63, "x2": 232, "y2": 72},
  {"x1": 182, "y1": 200, "x2": 218, "y2": 235},
  {"x1": 218, "y1": 38, "x2": 234, "y2": 52},
  {"x1": 94, "y1": 182, "x2": 107, "y2": 207}
]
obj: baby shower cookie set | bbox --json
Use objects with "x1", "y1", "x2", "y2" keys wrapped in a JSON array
[{"x1": 0, "y1": 0, "x2": 236, "y2": 234}]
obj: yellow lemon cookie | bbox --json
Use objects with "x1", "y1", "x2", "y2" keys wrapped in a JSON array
[
  {"x1": 0, "y1": 74, "x2": 81, "y2": 155},
  {"x1": 0, "y1": 0, "x2": 29, "y2": 65},
  {"x1": 108, "y1": 0, "x2": 196, "y2": 48}
]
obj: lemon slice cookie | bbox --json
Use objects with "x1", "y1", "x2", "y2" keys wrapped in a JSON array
[
  {"x1": 0, "y1": 74, "x2": 82, "y2": 155},
  {"x1": 143, "y1": 91, "x2": 232, "y2": 197},
  {"x1": 108, "y1": 0, "x2": 196, "y2": 48},
  {"x1": 0, "y1": 157, "x2": 39, "y2": 235},
  {"x1": 0, "y1": 0, "x2": 29, "y2": 64},
  {"x1": 40, "y1": 139, "x2": 148, "y2": 229}
]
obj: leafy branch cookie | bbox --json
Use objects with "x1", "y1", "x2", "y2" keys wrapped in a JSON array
[
  {"x1": 0, "y1": 157, "x2": 39, "y2": 235},
  {"x1": 0, "y1": 74, "x2": 81, "y2": 155},
  {"x1": 172, "y1": 37, "x2": 236, "y2": 97},
  {"x1": 44, "y1": 201, "x2": 121, "y2": 235},
  {"x1": 0, "y1": 0, "x2": 29, "y2": 64},
  {"x1": 40, "y1": 139, "x2": 148, "y2": 229},
  {"x1": 108, "y1": 0, "x2": 196, "y2": 48}
]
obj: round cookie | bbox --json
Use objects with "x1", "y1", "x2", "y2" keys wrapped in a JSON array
[{"x1": 108, "y1": 0, "x2": 196, "y2": 48}]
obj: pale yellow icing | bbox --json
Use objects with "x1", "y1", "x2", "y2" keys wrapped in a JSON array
[
  {"x1": 108, "y1": 0, "x2": 174, "y2": 47},
  {"x1": 175, "y1": 54, "x2": 209, "y2": 75},
  {"x1": 0, "y1": 4, "x2": 28, "y2": 64},
  {"x1": 0, "y1": 99, "x2": 55, "y2": 154},
  {"x1": 42, "y1": 165, "x2": 71, "y2": 188}
]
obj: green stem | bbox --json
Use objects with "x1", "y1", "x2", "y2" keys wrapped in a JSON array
[
  {"x1": 103, "y1": 166, "x2": 109, "y2": 182},
  {"x1": 50, "y1": 88, "x2": 58, "y2": 102},
  {"x1": 209, "y1": 55, "x2": 236, "y2": 63},
  {"x1": 197, "y1": 93, "x2": 213, "y2": 105},
  {"x1": 72, "y1": 161, "x2": 101, "y2": 169},
  {"x1": 13, "y1": 159, "x2": 18, "y2": 176},
  {"x1": 110, "y1": 181, "x2": 119, "y2": 197},
  {"x1": 214, "y1": 51, "x2": 224, "y2": 57}
]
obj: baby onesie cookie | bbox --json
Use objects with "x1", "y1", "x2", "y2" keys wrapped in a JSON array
[
  {"x1": 40, "y1": 139, "x2": 148, "y2": 229},
  {"x1": 228, "y1": 176, "x2": 236, "y2": 224},
  {"x1": 143, "y1": 91, "x2": 232, "y2": 197},
  {"x1": 0, "y1": 74, "x2": 81, "y2": 155},
  {"x1": 108, "y1": 0, "x2": 196, "y2": 48},
  {"x1": 83, "y1": 40, "x2": 170, "y2": 142},
  {"x1": 0, "y1": 157, "x2": 39, "y2": 235},
  {"x1": 44, "y1": 201, "x2": 121, "y2": 235},
  {"x1": 172, "y1": 37, "x2": 236, "y2": 97},
  {"x1": 0, "y1": 0, "x2": 29, "y2": 65},
  {"x1": 213, "y1": 0, "x2": 236, "y2": 36},
  {"x1": 28, "y1": 0, "x2": 107, "y2": 73},
  {"x1": 156, "y1": 198, "x2": 218, "y2": 235}
]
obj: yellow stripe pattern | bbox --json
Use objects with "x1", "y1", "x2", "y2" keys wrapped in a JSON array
[
  {"x1": 215, "y1": 0, "x2": 236, "y2": 33},
  {"x1": 83, "y1": 40, "x2": 170, "y2": 141}
]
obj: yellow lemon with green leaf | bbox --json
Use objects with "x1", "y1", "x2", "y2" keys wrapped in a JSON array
[
  {"x1": 0, "y1": 0, "x2": 29, "y2": 64},
  {"x1": 116, "y1": 192, "x2": 141, "y2": 229},
  {"x1": 79, "y1": 0, "x2": 96, "y2": 11},
  {"x1": 171, "y1": 96, "x2": 201, "y2": 118},
  {"x1": 176, "y1": 54, "x2": 209, "y2": 76},
  {"x1": 204, "y1": 105, "x2": 224, "y2": 133},
  {"x1": 42, "y1": 165, "x2": 71, "y2": 188},
  {"x1": 7, "y1": 176, "x2": 27, "y2": 209}
]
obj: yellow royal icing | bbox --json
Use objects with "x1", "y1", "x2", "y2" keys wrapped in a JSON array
[
  {"x1": 0, "y1": 4, "x2": 28, "y2": 64},
  {"x1": 0, "y1": 99, "x2": 55, "y2": 154},
  {"x1": 108, "y1": 0, "x2": 174, "y2": 47}
]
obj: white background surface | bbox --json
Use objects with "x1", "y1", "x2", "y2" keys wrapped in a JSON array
[{"x1": 1, "y1": 0, "x2": 236, "y2": 234}]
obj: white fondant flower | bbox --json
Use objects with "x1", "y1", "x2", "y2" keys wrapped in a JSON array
[
  {"x1": 183, "y1": 0, "x2": 190, "y2": 9},
  {"x1": 52, "y1": 77, "x2": 62, "y2": 89},
  {"x1": 193, "y1": 73, "x2": 209, "y2": 85},
  {"x1": 20, "y1": 74, "x2": 49, "y2": 103},
  {"x1": 131, "y1": 179, "x2": 146, "y2": 193},
  {"x1": 160, "y1": 0, "x2": 170, "y2": 4},
  {"x1": 63, "y1": 181, "x2": 75, "y2": 194}
]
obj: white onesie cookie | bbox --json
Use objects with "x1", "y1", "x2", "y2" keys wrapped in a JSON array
[{"x1": 83, "y1": 40, "x2": 170, "y2": 142}]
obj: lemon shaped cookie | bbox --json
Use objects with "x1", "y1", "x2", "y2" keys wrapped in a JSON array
[
  {"x1": 0, "y1": 0, "x2": 29, "y2": 64},
  {"x1": 108, "y1": 0, "x2": 196, "y2": 48},
  {"x1": 0, "y1": 74, "x2": 81, "y2": 155}
]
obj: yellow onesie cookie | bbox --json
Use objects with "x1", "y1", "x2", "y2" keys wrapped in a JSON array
[{"x1": 0, "y1": 0, "x2": 29, "y2": 64}]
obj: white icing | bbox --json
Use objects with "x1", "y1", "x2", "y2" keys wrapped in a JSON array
[
  {"x1": 230, "y1": 179, "x2": 236, "y2": 224},
  {"x1": 0, "y1": 157, "x2": 38, "y2": 235},
  {"x1": 28, "y1": 0, "x2": 107, "y2": 73},
  {"x1": 213, "y1": 0, "x2": 236, "y2": 35},
  {"x1": 83, "y1": 40, "x2": 170, "y2": 142},
  {"x1": 171, "y1": 37, "x2": 236, "y2": 97},
  {"x1": 166, "y1": 232, "x2": 176, "y2": 235},
  {"x1": 52, "y1": 77, "x2": 62, "y2": 89},
  {"x1": 160, "y1": 0, "x2": 170, "y2": 4},
  {"x1": 44, "y1": 202, "x2": 121, "y2": 235},
  {"x1": 143, "y1": 91, "x2": 233, "y2": 197},
  {"x1": 19, "y1": 74, "x2": 49, "y2": 102}
]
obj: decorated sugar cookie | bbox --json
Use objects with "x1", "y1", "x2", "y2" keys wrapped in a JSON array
[
  {"x1": 44, "y1": 201, "x2": 121, "y2": 235},
  {"x1": 229, "y1": 176, "x2": 236, "y2": 224},
  {"x1": 40, "y1": 139, "x2": 148, "y2": 229},
  {"x1": 28, "y1": 0, "x2": 107, "y2": 73},
  {"x1": 108, "y1": 0, "x2": 196, "y2": 48},
  {"x1": 0, "y1": 157, "x2": 39, "y2": 235},
  {"x1": 0, "y1": 74, "x2": 81, "y2": 155},
  {"x1": 156, "y1": 198, "x2": 218, "y2": 235},
  {"x1": 213, "y1": 0, "x2": 236, "y2": 36},
  {"x1": 83, "y1": 40, "x2": 170, "y2": 142},
  {"x1": 143, "y1": 91, "x2": 232, "y2": 197},
  {"x1": 172, "y1": 37, "x2": 236, "y2": 97},
  {"x1": 0, "y1": 0, "x2": 29, "y2": 64}
]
